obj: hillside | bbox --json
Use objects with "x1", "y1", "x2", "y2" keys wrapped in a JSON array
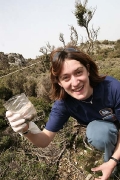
[{"x1": 0, "y1": 40, "x2": 120, "y2": 180}]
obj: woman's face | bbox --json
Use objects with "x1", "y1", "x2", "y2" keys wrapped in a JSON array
[{"x1": 58, "y1": 59, "x2": 93, "y2": 100}]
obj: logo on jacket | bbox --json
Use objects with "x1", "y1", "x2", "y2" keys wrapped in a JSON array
[
  {"x1": 99, "y1": 108, "x2": 112, "y2": 116},
  {"x1": 99, "y1": 108, "x2": 117, "y2": 122}
]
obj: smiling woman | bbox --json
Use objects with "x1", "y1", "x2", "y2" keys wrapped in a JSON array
[{"x1": 6, "y1": 45, "x2": 120, "y2": 179}]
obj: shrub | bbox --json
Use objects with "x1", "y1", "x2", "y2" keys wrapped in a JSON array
[
  {"x1": 102, "y1": 40, "x2": 109, "y2": 44},
  {"x1": 0, "y1": 86, "x2": 13, "y2": 100},
  {"x1": 23, "y1": 78, "x2": 37, "y2": 97},
  {"x1": 36, "y1": 71, "x2": 51, "y2": 102},
  {"x1": 0, "y1": 135, "x2": 11, "y2": 150},
  {"x1": 0, "y1": 118, "x2": 7, "y2": 128}
]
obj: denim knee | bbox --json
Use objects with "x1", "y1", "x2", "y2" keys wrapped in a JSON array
[{"x1": 86, "y1": 120, "x2": 118, "y2": 151}]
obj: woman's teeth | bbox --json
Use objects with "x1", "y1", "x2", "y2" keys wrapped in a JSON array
[{"x1": 74, "y1": 86, "x2": 83, "y2": 92}]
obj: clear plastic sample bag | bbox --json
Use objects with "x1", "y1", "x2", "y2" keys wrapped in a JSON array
[{"x1": 4, "y1": 93, "x2": 37, "y2": 121}]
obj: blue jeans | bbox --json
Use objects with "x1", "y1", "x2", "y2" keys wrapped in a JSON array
[{"x1": 86, "y1": 120, "x2": 118, "y2": 162}]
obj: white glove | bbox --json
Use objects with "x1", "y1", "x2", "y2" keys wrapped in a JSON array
[
  {"x1": 19, "y1": 121, "x2": 41, "y2": 136},
  {"x1": 6, "y1": 111, "x2": 41, "y2": 135},
  {"x1": 6, "y1": 111, "x2": 27, "y2": 133}
]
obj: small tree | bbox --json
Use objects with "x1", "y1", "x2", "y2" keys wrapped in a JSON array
[{"x1": 74, "y1": 0, "x2": 100, "y2": 54}]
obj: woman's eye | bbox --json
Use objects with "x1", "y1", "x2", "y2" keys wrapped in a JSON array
[
  {"x1": 62, "y1": 76, "x2": 69, "y2": 81},
  {"x1": 77, "y1": 71, "x2": 82, "y2": 75}
]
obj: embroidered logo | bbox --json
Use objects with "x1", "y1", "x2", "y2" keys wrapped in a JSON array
[
  {"x1": 99, "y1": 108, "x2": 112, "y2": 116},
  {"x1": 99, "y1": 108, "x2": 117, "y2": 122}
]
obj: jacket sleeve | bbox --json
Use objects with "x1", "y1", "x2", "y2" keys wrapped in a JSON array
[{"x1": 45, "y1": 100, "x2": 70, "y2": 132}]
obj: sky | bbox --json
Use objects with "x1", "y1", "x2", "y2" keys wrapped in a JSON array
[{"x1": 0, "y1": 0, "x2": 120, "y2": 59}]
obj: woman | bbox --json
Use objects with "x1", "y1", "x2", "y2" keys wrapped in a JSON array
[{"x1": 6, "y1": 46, "x2": 120, "y2": 180}]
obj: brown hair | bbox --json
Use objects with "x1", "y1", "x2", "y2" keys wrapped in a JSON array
[{"x1": 49, "y1": 46, "x2": 106, "y2": 100}]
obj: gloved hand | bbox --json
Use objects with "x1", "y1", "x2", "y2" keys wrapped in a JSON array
[
  {"x1": 6, "y1": 111, "x2": 41, "y2": 135},
  {"x1": 6, "y1": 111, "x2": 28, "y2": 133}
]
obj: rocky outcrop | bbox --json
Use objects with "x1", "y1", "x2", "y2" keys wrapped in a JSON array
[
  {"x1": 7, "y1": 53, "x2": 26, "y2": 66},
  {"x1": 0, "y1": 52, "x2": 26, "y2": 69}
]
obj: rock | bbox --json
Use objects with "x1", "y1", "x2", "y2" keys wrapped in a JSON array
[
  {"x1": 7, "y1": 53, "x2": 26, "y2": 66},
  {"x1": 0, "y1": 52, "x2": 26, "y2": 68},
  {"x1": 85, "y1": 174, "x2": 93, "y2": 180}
]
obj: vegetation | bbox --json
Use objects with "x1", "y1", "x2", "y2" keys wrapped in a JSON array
[
  {"x1": 0, "y1": 0, "x2": 120, "y2": 179},
  {"x1": 0, "y1": 39, "x2": 120, "y2": 180},
  {"x1": 74, "y1": 0, "x2": 100, "y2": 54}
]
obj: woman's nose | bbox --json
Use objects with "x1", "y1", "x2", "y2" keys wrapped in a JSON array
[{"x1": 71, "y1": 76, "x2": 79, "y2": 87}]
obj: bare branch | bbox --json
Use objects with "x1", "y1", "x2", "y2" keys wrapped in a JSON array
[
  {"x1": 39, "y1": 47, "x2": 48, "y2": 55},
  {"x1": 46, "y1": 42, "x2": 55, "y2": 52},
  {"x1": 59, "y1": 33, "x2": 66, "y2": 47},
  {"x1": 69, "y1": 25, "x2": 79, "y2": 46}
]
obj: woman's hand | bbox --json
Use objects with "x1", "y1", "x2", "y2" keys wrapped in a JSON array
[
  {"x1": 6, "y1": 111, "x2": 28, "y2": 133},
  {"x1": 91, "y1": 160, "x2": 117, "y2": 180}
]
